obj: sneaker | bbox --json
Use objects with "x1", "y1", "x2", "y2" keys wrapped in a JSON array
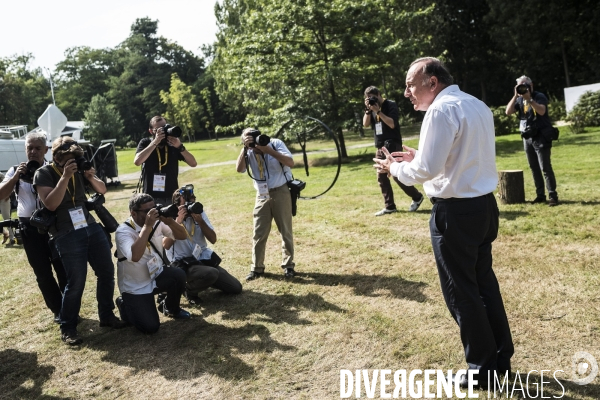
[
  {"x1": 548, "y1": 197, "x2": 559, "y2": 207},
  {"x1": 61, "y1": 330, "x2": 83, "y2": 346},
  {"x1": 99, "y1": 315, "x2": 128, "y2": 329},
  {"x1": 284, "y1": 268, "x2": 295, "y2": 278},
  {"x1": 245, "y1": 271, "x2": 264, "y2": 281},
  {"x1": 531, "y1": 196, "x2": 546, "y2": 204},
  {"x1": 409, "y1": 195, "x2": 424, "y2": 212},
  {"x1": 375, "y1": 208, "x2": 398, "y2": 216}
]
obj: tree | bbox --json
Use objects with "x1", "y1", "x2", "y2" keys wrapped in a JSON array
[
  {"x1": 212, "y1": 0, "x2": 435, "y2": 157},
  {"x1": 83, "y1": 94, "x2": 124, "y2": 146},
  {"x1": 160, "y1": 73, "x2": 203, "y2": 143}
]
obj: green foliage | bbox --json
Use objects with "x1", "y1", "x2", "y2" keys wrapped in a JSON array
[
  {"x1": 160, "y1": 73, "x2": 204, "y2": 142},
  {"x1": 567, "y1": 90, "x2": 600, "y2": 131},
  {"x1": 489, "y1": 105, "x2": 515, "y2": 136},
  {"x1": 548, "y1": 96, "x2": 567, "y2": 121},
  {"x1": 83, "y1": 94, "x2": 124, "y2": 146},
  {"x1": 126, "y1": 140, "x2": 137, "y2": 148},
  {"x1": 0, "y1": 54, "x2": 51, "y2": 127}
]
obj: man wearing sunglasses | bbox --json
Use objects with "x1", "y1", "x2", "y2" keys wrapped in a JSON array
[{"x1": 114, "y1": 193, "x2": 191, "y2": 334}]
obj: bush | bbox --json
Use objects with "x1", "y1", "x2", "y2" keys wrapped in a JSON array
[
  {"x1": 549, "y1": 96, "x2": 567, "y2": 121},
  {"x1": 489, "y1": 105, "x2": 515, "y2": 136},
  {"x1": 126, "y1": 140, "x2": 137, "y2": 148},
  {"x1": 567, "y1": 90, "x2": 600, "y2": 130}
]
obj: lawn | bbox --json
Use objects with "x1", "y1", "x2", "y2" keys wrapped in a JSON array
[{"x1": 0, "y1": 126, "x2": 599, "y2": 399}]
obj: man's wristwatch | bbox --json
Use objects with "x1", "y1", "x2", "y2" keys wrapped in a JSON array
[{"x1": 177, "y1": 144, "x2": 186, "y2": 153}]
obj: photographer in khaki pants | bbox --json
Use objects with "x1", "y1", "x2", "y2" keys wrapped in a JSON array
[{"x1": 236, "y1": 128, "x2": 295, "y2": 281}]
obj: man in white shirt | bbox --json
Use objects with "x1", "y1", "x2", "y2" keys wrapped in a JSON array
[
  {"x1": 374, "y1": 57, "x2": 513, "y2": 387},
  {"x1": 163, "y1": 186, "x2": 242, "y2": 304},
  {"x1": 0, "y1": 133, "x2": 67, "y2": 323},
  {"x1": 236, "y1": 128, "x2": 296, "y2": 281},
  {"x1": 115, "y1": 193, "x2": 191, "y2": 334}
]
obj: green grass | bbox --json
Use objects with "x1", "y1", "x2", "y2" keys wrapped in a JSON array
[{"x1": 1, "y1": 126, "x2": 599, "y2": 398}]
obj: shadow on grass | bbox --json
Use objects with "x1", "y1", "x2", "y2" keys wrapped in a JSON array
[
  {"x1": 498, "y1": 210, "x2": 530, "y2": 220},
  {"x1": 0, "y1": 349, "x2": 70, "y2": 399},
  {"x1": 263, "y1": 272, "x2": 428, "y2": 303},
  {"x1": 85, "y1": 318, "x2": 295, "y2": 381}
]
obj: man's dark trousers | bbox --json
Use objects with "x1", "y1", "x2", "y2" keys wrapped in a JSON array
[
  {"x1": 523, "y1": 138, "x2": 557, "y2": 199},
  {"x1": 20, "y1": 219, "x2": 67, "y2": 314},
  {"x1": 429, "y1": 193, "x2": 513, "y2": 375}
]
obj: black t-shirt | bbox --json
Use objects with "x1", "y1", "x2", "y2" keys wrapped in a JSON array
[
  {"x1": 369, "y1": 99, "x2": 402, "y2": 148},
  {"x1": 136, "y1": 137, "x2": 185, "y2": 200},
  {"x1": 515, "y1": 91, "x2": 552, "y2": 132},
  {"x1": 33, "y1": 165, "x2": 95, "y2": 235}
]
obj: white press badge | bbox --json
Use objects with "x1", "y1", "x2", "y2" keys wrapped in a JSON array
[
  {"x1": 69, "y1": 207, "x2": 88, "y2": 230},
  {"x1": 192, "y1": 243, "x2": 202, "y2": 259},
  {"x1": 375, "y1": 122, "x2": 383, "y2": 135},
  {"x1": 257, "y1": 182, "x2": 270, "y2": 199},
  {"x1": 520, "y1": 119, "x2": 527, "y2": 133},
  {"x1": 153, "y1": 174, "x2": 166, "y2": 192},
  {"x1": 147, "y1": 256, "x2": 163, "y2": 280}
]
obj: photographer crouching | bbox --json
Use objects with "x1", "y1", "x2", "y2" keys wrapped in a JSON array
[
  {"x1": 0, "y1": 133, "x2": 67, "y2": 323},
  {"x1": 115, "y1": 193, "x2": 191, "y2": 334},
  {"x1": 33, "y1": 137, "x2": 126, "y2": 345},
  {"x1": 236, "y1": 128, "x2": 296, "y2": 281},
  {"x1": 163, "y1": 185, "x2": 242, "y2": 304}
]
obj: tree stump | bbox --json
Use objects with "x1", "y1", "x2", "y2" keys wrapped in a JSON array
[{"x1": 497, "y1": 170, "x2": 525, "y2": 204}]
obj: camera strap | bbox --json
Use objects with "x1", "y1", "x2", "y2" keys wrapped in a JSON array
[{"x1": 244, "y1": 150, "x2": 269, "y2": 182}]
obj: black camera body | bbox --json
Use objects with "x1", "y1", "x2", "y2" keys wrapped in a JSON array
[
  {"x1": 16, "y1": 160, "x2": 41, "y2": 183},
  {"x1": 247, "y1": 129, "x2": 271, "y2": 148},
  {"x1": 368, "y1": 96, "x2": 379, "y2": 106},
  {"x1": 516, "y1": 84, "x2": 531, "y2": 95},
  {"x1": 179, "y1": 184, "x2": 195, "y2": 202},
  {"x1": 75, "y1": 156, "x2": 92, "y2": 171},
  {"x1": 155, "y1": 203, "x2": 179, "y2": 219},
  {"x1": 85, "y1": 193, "x2": 119, "y2": 232},
  {"x1": 163, "y1": 124, "x2": 182, "y2": 138},
  {"x1": 185, "y1": 201, "x2": 203, "y2": 215}
]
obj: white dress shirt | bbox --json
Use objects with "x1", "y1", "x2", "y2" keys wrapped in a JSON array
[
  {"x1": 390, "y1": 85, "x2": 498, "y2": 198},
  {"x1": 115, "y1": 218, "x2": 175, "y2": 295}
]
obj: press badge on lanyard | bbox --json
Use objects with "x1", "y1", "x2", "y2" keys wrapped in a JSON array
[
  {"x1": 192, "y1": 243, "x2": 202, "y2": 259},
  {"x1": 375, "y1": 122, "x2": 383, "y2": 135},
  {"x1": 69, "y1": 207, "x2": 88, "y2": 230},
  {"x1": 153, "y1": 174, "x2": 166, "y2": 192},
  {"x1": 147, "y1": 255, "x2": 163, "y2": 280},
  {"x1": 519, "y1": 119, "x2": 527, "y2": 133},
  {"x1": 257, "y1": 182, "x2": 270, "y2": 200}
]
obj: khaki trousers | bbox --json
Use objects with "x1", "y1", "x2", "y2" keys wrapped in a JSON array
[{"x1": 251, "y1": 184, "x2": 294, "y2": 272}]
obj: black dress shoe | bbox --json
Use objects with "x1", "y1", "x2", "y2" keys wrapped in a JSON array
[
  {"x1": 453, "y1": 372, "x2": 487, "y2": 390},
  {"x1": 99, "y1": 316, "x2": 128, "y2": 329},
  {"x1": 284, "y1": 268, "x2": 295, "y2": 278},
  {"x1": 531, "y1": 196, "x2": 547, "y2": 204},
  {"x1": 245, "y1": 271, "x2": 263, "y2": 281}
]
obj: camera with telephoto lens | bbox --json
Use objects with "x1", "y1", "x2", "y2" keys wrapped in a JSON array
[
  {"x1": 185, "y1": 201, "x2": 203, "y2": 215},
  {"x1": 163, "y1": 124, "x2": 182, "y2": 138},
  {"x1": 368, "y1": 96, "x2": 379, "y2": 106},
  {"x1": 14, "y1": 160, "x2": 41, "y2": 183},
  {"x1": 0, "y1": 218, "x2": 20, "y2": 230},
  {"x1": 84, "y1": 193, "x2": 119, "y2": 233},
  {"x1": 516, "y1": 84, "x2": 531, "y2": 95},
  {"x1": 155, "y1": 203, "x2": 180, "y2": 219},
  {"x1": 75, "y1": 156, "x2": 92, "y2": 171},
  {"x1": 247, "y1": 129, "x2": 270, "y2": 148}
]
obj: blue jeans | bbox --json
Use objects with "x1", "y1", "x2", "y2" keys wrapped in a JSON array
[{"x1": 54, "y1": 223, "x2": 116, "y2": 332}]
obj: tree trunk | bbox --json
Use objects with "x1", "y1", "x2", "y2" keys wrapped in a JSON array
[
  {"x1": 560, "y1": 39, "x2": 571, "y2": 88},
  {"x1": 497, "y1": 170, "x2": 525, "y2": 204}
]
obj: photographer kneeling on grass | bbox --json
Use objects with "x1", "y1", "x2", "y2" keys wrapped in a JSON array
[
  {"x1": 34, "y1": 137, "x2": 126, "y2": 346},
  {"x1": 163, "y1": 186, "x2": 242, "y2": 305},
  {"x1": 236, "y1": 127, "x2": 296, "y2": 281},
  {"x1": 115, "y1": 193, "x2": 191, "y2": 334}
]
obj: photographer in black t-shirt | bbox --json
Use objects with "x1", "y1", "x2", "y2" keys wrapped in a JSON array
[
  {"x1": 134, "y1": 116, "x2": 197, "y2": 205},
  {"x1": 363, "y1": 86, "x2": 424, "y2": 216},
  {"x1": 505, "y1": 76, "x2": 558, "y2": 206}
]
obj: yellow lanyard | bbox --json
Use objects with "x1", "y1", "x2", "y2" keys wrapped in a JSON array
[
  {"x1": 156, "y1": 146, "x2": 168, "y2": 172},
  {"x1": 182, "y1": 219, "x2": 196, "y2": 240},
  {"x1": 253, "y1": 152, "x2": 265, "y2": 180},
  {"x1": 51, "y1": 163, "x2": 76, "y2": 207},
  {"x1": 127, "y1": 218, "x2": 152, "y2": 253},
  {"x1": 524, "y1": 101, "x2": 536, "y2": 116}
]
